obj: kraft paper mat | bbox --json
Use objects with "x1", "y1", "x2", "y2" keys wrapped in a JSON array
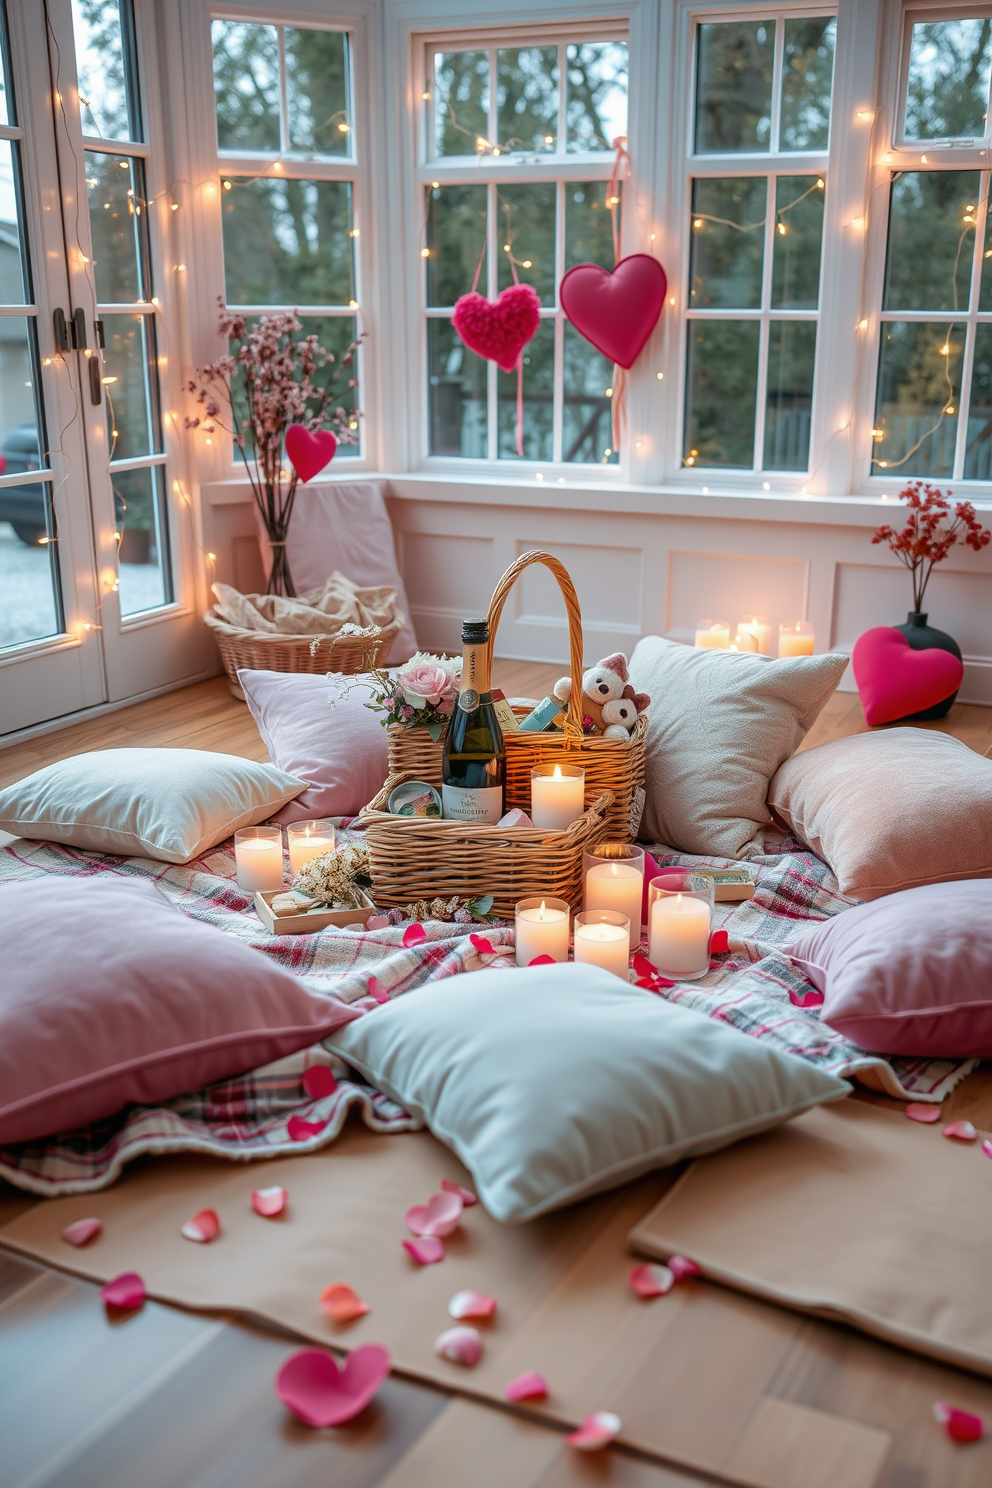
[{"x1": 630, "y1": 1098, "x2": 992, "y2": 1377}]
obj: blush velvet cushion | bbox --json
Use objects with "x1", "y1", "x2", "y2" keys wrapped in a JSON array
[
  {"x1": 238, "y1": 670, "x2": 389, "y2": 824},
  {"x1": 785, "y1": 881, "x2": 992, "y2": 1058},
  {"x1": 0, "y1": 877, "x2": 360, "y2": 1145},
  {"x1": 768, "y1": 728, "x2": 992, "y2": 899}
]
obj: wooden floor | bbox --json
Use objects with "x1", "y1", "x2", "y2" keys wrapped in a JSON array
[{"x1": 2, "y1": 664, "x2": 992, "y2": 1488}]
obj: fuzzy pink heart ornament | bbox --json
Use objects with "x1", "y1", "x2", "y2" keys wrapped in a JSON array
[
  {"x1": 275, "y1": 1344, "x2": 390, "y2": 1427},
  {"x1": 285, "y1": 424, "x2": 338, "y2": 484},
  {"x1": 451, "y1": 283, "x2": 541, "y2": 373},
  {"x1": 560, "y1": 255, "x2": 667, "y2": 368},
  {"x1": 852, "y1": 627, "x2": 963, "y2": 726}
]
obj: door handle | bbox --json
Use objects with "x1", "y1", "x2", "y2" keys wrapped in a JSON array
[{"x1": 88, "y1": 355, "x2": 103, "y2": 405}]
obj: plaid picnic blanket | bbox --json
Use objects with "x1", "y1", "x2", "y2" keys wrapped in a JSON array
[{"x1": 0, "y1": 828, "x2": 972, "y2": 1196}]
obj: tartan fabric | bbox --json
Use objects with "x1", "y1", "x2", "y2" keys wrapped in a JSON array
[{"x1": 0, "y1": 828, "x2": 972, "y2": 1195}]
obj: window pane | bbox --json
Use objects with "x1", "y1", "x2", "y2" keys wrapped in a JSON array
[
  {"x1": 212, "y1": 21, "x2": 280, "y2": 153},
  {"x1": 113, "y1": 464, "x2": 171, "y2": 615},
  {"x1": 563, "y1": 323, "x2": 617, "y2": 464},
  {"x1": 694, "y1": 21, "x2": 773, "y2": 154},
  {"x1": 883, "y1": 172, "x2": 978, "y2": 312},
  {"x1": 772, "y1": 175, "x2": 825, "y2": 308},
  {"x1": 497, "y1": 318, "x2": 553, "y2": 461},
  {"x1": 905, "y1": 20, "x2": 992, "y2": 142},
  {"x1": 565, "y1": 182, "x2": 617, "y2": 271},
  {"x1": 977, "y1": 198, "x2": 992, "y2": 310},
  {"x1": 222, "y1": 178, "x2": 354, "y2": 305},
  {"x1": 0, "y1": 13, "x2": 11, "y2": 126},
  {"x1": 764, "y1": 321, "x2": 815, "y2": 470},
  {"x1": 71, "y1": 0, "x2": 137, "y2": 142},
  {"x1": 297, "y1": 316, "x2": 361, "y2": 458},
  {"x1": 781, "y1": 17, "x2": 835, "y2": 151},
  {"x1": 0, "y1": 141, "x2": 28, "y2": 303},
  {"x1": 87, "y1": 152, "x2": 149, "y2": 304},
  {"x1": 0, "y1": 320, "x2": 41, "y2": 470},
  {"x1": 497, "y1": 47, "x2": 557, "y2": 153},
  {"x1": 429, "y1": 318, "x2": 487, "y2": 456},
  {"x1": 425, "y1": 185, "x2": 487, "y2": 308},
  {"x1": 101, "y1": 313, "x2": 159, "y2": 461},
  {"x1": 689, "y1": 177, "x2": 765, "y2": 310},
  {"x1": 684, "y1": 320, "x2": 760, "y2": 467},
  {"x1": 566, "y1": 43, "x2": 628, "y2": 153},
  {"x1": 964, "y1": 323, "x2": 992, "y2": 478},
  {"x1": 496, "y1": 184, "x2": 555, "y2": 301},
  {"x1": 872, "y1": 321, "x2": 962, "y2": 478},
  {"x1": 286, "y1": 28, "x2": 350, "y2": 158},
  {"x1": 0, "y1": 485, "x2": 62, "y2": 646},
  {"x1": 434, "y1": 51, "x2": 489, "y2": 157}
]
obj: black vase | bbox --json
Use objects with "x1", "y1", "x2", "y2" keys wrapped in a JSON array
[{"x1": 893, "y1": 611, "x2": 962, "y2": 720}]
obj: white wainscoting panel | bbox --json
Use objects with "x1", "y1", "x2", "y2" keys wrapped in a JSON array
[
  {"x1": 512, "y1": 540, "x2": 643, "y2": 631},
  {"x1": 833, "y1": 563, "x2": 992, "y2": 656},
  {"x1": 665, "y1": 550, "x2": 810, "y2": 643},
  {"x1": 399, "y1": 531, "x2": 495, "y2": 649}
]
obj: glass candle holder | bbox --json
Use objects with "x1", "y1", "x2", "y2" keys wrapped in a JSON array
[
  {"x1": 730, "y1": 628, "x2": 758, "y2": 653},
  {"x1": 530, "y1": 763, "x2": 585, "y2": 831},
  {"x1": 573, "y1": 909, "x2": 631, "y2": 979},
  {"x1": 647, "y1": 871, "x2": 714, "y2": 981},
  {"x1": 287, "y1": 819, "x2": 336, "y2": 879},
  {"x1": 583, "y1": 843, "x2": 644, "y2": 953},
  {"x1": 515, "y1": 896, "x2": 570, "y2": 967},
  {"x1": 735, "y1": 615, "x2": 771, "y2": 654},
  {"x1": 779, "y1": 620, "x2": 815, "y2": 656},
  {"x1": 694, "y1": 618, "x2": 731, "y2": 649},
  {"x1": 234, "y1": 825, "x2": 284, "y2": 892}
]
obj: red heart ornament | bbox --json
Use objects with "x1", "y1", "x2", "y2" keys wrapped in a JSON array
[
  {"x1": 852, "y1": 627, "x2": 963, "y2": 726},
  {"x1": 560, "y1": 255, "x2": 667, "y2": 368},
  {"x1": 275, "y1": 1344, "x2": 390, "y2": 1427},
  {"x1": 285, "y1": 424, "x2": 338, "y2": 483},
  {"x1": 451, "y1": 283, "x2": 541, "y2": 373}
]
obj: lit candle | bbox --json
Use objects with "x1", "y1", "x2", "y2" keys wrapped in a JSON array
[
  {"x1": 573, "y1": 912, "x2": 631, "y2": 979},
  {"x1": 287, "y1": 820, "x2": 336, "y2": 878},
  {"x1": 736, "y1": 615, "x2": 771, "y2": 654},
  {"x1": 584, "y1": 852, "x2": 643, "y2": 953},
  {"x1": 779, "y1": 621, "x2": 815, "y2": 657},
  {"x1": 234, "y1": 826, "x2": 284, "y2": 891},
  {"x1": 648, "y1": 893, "x2": 711, "y2": 978},
  {"x1": 530, "y1": 764, "x2": 585, "y2": 831},
  {"x1": 694, "y1": 619, "x2": 731, "y2": 649},
  {"x1": 515, "y1": 896, "x2": 570, "y2": 966}
]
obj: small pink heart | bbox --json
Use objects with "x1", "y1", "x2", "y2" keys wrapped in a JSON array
[
  {"x1": 505, "y1": 1371, "x2": 549, "y2": 1402},
  {"x1": 366, "y1": 914, "x2": 389, "y2": 931},
  {"x1": 302, "y1": 1065, "x2": 337, "y2": 1100},
  {"x1": 285, "y1": 424, "x2": 338, "y2": 484},
  {"x1": 63, "y1": 1217, "x2": 102, "y2": 1247},
  {"x1": 406, "y1": 1190, "x2": 463, "y2": 1237},
  {"x1": 452, "y1": 282, "x2": 541, "y2": 373},
  {"x1": 403, "y1": 1235, "x2": 445, "y2": 1265},
  {"x1": 288, "y1": 1115, "x2": 328, "y2": 1141},
  {"x1": 252, "y1": 1186, "x2": 287, "y2": 1218},
  {"x1": 100, "y1": 1272, "x2": 145, "y2": 1310},
  {"x1": 470, "y1": 933, "x2": 495, "y2": 956},
  {"x1": 402, "y1": 923, "x2": 427, "y2": 948},
  {"x1": 181, "y1": 1208, "x2": 220, "y2": 1244},
  {"x1": 275, "y1": 1344, "x2": 390, "y2": 1427}
]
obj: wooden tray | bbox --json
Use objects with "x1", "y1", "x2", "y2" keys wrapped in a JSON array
[{"x1": 253, "y1": 888, "x2": 376, "y2": 936}]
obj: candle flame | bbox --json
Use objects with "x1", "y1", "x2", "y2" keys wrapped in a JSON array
[
  {"x1": 611, "y1": 862, "x2": 618, "y2": 876},
  {"x1": 676, "y1": 892, "x2": 683, "y2": 907},
  {"x1": 539, "y1": 900, "x2": 546, "y2": 919},
  {"x1": 553, "y1": 765, "x2": 563, "y2": 780}
]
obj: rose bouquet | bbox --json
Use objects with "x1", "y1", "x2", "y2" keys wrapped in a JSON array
[{"x1": 331, "y1": 651, "x2": 462, "y2": 742}]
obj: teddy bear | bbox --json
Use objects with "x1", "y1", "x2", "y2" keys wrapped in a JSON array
[{"x1": 553, "y1": 652, "x2": 650, "y2": 740}]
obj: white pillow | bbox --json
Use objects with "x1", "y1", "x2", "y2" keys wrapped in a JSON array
[
  {"x1": 629, "y1": 636, "x2": 849, "y2": 859},
  {"x1": 326, "y1": 963, "x2": 849, "y2": 1222},
  {"x1": 0, "y1": 748, "x2": 306, "y2": 863}
]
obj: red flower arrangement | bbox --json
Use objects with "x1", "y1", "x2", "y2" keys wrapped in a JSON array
[{"x1": 872, "y1": 482, "x2": 990, "y2": 614}]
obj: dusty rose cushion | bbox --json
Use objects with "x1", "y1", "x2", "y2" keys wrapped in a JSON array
[
  {"x1": 0, "y1": 877, "x2": 360, "y2": 1145},
  {"x1": 768, "y1": 728, "x2": 992, "y2": 899},
  {"x1": 239, "y1": 669, "x2": 389, "y2": 825},
  {"x1": 786, "y1": 881, "x2": 992, "y2": 1057}
]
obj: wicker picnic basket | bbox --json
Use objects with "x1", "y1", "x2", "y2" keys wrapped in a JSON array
[
  {"x1": 360, "y1": 771, "x2": 614, "y2": 917},
  {"x1": 387, "y1": 550, "x2": 647, "y2": 840},
  {"x1": 205, "y1": 611, "x2": 401, "y2": 700}
]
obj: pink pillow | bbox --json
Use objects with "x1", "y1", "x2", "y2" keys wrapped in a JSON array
[
  {"x1": 786, "y1": 880, "x2": 992, "y2": 1057},
  {"x1": 239, "y1": 669, "x2": 389, "y2": 825},
  {"x1": 0, "y1": 878, "x2": 360, "y2": 1145}
]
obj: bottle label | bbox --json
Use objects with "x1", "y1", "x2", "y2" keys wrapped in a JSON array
[
  {"x1": 458, "y1": 688, "x2": 480, "y2": 712},
  {"x1": 442, "y1": 784, "x2": 504, "y2": 824}
]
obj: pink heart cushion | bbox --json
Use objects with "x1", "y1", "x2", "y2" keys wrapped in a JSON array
[
  {"x1": 275, "y1": 1345, "x2": 390, "y2": 1426},
  {"x1": 285, "y1": 425, "x2": 338, "y2": 484},
  {"x1": 0, "y1": 877, "x2": 361, "y2": 1145},
  {"x1": 451, "y1": 283, "x2": 541, "y2": 373},
  {"x1": 785, "y1": 879, "x2": 992, "y2": 1057},
  {"x1": 852, "y1": 627, "x2": 963, "y2": 726},
  {"x1": 559, "y1": 255, "x2": 668, "y2": 368}
]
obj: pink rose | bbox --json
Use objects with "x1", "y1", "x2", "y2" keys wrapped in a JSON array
[{"x1": 400, "y1": 663, "x2": 451, "y2": 709}]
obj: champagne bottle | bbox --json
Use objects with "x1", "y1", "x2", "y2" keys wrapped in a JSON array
[{"x1": 442, "y1": 618, "x2": 505, "y2": 823}]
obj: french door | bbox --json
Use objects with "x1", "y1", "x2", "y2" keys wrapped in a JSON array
[{"x1": 0, "y1": 0, "x2": 211, "y2": 737}]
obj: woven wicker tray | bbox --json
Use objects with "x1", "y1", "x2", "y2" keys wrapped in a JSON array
[{"x1": 204, "y1": 611, "x2": 401, "y2": 700}]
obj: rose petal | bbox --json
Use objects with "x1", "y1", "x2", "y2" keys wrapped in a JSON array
[
  {"x1": 288, "y1": 1115, "x2": 328, "y2": 1142},
  {"x1": 566, "y1": 1411, "x2": 621, "y2": 1452},
  {"x1": 366, "y1": 914, "x2": 389, "y2": 931},
  {"x1": 434, "y1": 1325, "x2": 483, "y2": 1366},
  {"x1": 504, "y1": 1371, "x2": 549, "y2": 1402},
  {"x1": 320, "y1": 1282, "x2": 370, "y2": 1324},
  {"x1": 252, "y1": 1186, "x2": 287, "y2": 1218},
  {"x1": 275, "y1": 1344, "x2": 390, "y2": 1428},
  {"x1": 788, "y1": 987, "x2": 825, "y2": 1007},
  {"x1": 403, "y1": 1236, "x2": 445, "y2": 1265},
  {"x1": 448, "y1": 1289, "x2": 496, "y2": 1320},
  {"x1": 628, "y1": 1263, "x2": 673, "y2": 1299},
  {"x1": 62, "y1": 1217, "x2": 102, "y2": 1247},
  {"x1": 668, "y1": 1255, "x2": 702, "y2": 1282},
  {"x1": 528, "y1": 954, "x2": 555, "y2": 966},
  {"x1": 402, "y1": 922, "x2": 427, "y2": 947},
  {"x1": 709, "y1": 928, "x2": 730, "y2": 955},
  {"x1": 982, "y1": 1139, "x2": 992, "y2": 1159},
  {"x1": 367, "y1": 975, "x2": 389, "y2": 1005},
  {"x1": 441, "y1": 1178, "x2": 477, "y2": 1206},
  {"x1": 100, "y1": 1271, "x2": 145, "y2": 1310},
  {"x1": 906, "y1": 1103, "x2": 942, "y2": 1124},
  {"x1": 632, "y1": 953, "x2": 658, "y2": 979},
  {"x1": 470, "y1": 933, "x2": 496, "y2": 956},
  {"x1": 181, "y1": 1208, "x2": 220, "y2": 1244},
  {"x1": 943, "y1": 1120, "x2": 978, "y2": 1142},
  {"x1": 933, "y1": 1402, "x2": 984, "y2": 1443},
  {"x1": 302, "y1": 1065, "x2": 337, "y2": 1100},
  {"x1": 405, "y1": 1190, "x2": 463, "y2": 1238}
]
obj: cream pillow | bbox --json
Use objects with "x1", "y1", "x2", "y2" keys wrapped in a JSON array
[
  {"x1": 0, "y1": 748, "x2": 306, "y2": 863},
  {"x1": 629, "y1": 636, "x2": 848, "y2": 859},
  {"x1": 768, "y1": 728, "x2": 992, "y2": 900}
]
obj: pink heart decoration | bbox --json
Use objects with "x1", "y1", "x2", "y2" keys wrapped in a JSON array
[
  {"x1": 852, "y1": 627, "x2": 963, "y2": 727},
  {"x1": 709, "y1": 929, "x2": 730, "y2": 955},
  {"x1": 302, "y1": 1064, "x2": 337, "y2": 1100},
  {"x1": 285, "y1": 425, "x2": 338, "y2": 484},
  {"x1": 560, "y1": 255, "x2": 667, "y2": 369},
  {"x1": 63, "y1": 1217, "x2": 102, "y2": 1247},
  {"x1": 100, "y1": 1271, "x2": 145, "y2": 1310},
  {"x1": 451, "y1": 283, "x2": 541, "y2": 373},
  {"x1": 406, "y1": 1190, "x2": 463, "y2": 1238},
  {"x1": 275, "y1": 1344, "x2": 390, "y2": 1427}
]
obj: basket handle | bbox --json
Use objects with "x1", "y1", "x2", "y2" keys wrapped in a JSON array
[{"x1": 486, "y1": 552, "x2": 585, "y2": 740}]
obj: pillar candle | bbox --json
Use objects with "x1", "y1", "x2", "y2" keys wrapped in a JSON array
[
  {"x1": 287, "y1": 821, "x2": 336, "y2": 879},
  {"x1": 694, "y1": 620, "x2": 730, "y2": 649},
  {"x1": 573, "y1": 917, "x2": 630, "y2": 979},
  {"x1": 736, "y1": 615, "x2": 771, "y2": 654},
  {"x1": 584, "y1": 861, "x2": 642, "y2": 952},
  {"x1": 234, "y1": 829, "x2": 284, "y2": 892},
  {"x1": 779, "y1": 622, "x2": 815, "y2": 657},
  {"x1": 648, "y1": 893, "x2": 711, "y2": 977},
  {"x1": 515, "y1": 898, "x2": 570, "y2": 966},
  {"x1": 530, "y1": 765, "x2": 585, "y2": 831}
]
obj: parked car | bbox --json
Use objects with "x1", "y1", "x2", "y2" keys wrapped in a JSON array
[{"x1": 0, "y1": 421, "x2": 44, "y2": 544}]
